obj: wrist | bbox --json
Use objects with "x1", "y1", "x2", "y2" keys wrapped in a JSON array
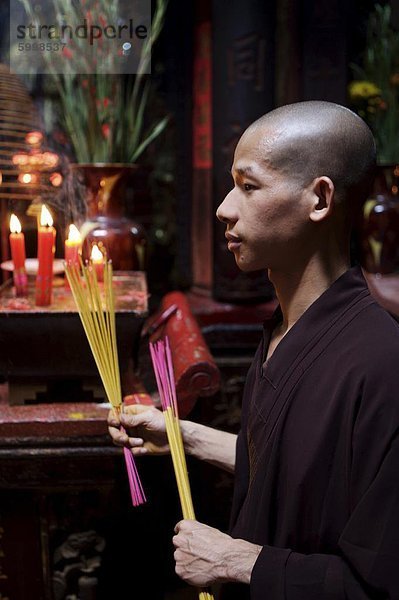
[
  {"x1": 180, "y1": 420, "x2": 198, "y2": 457},
  {"x1": 224, "y1": 538, "x2": 262, "y2": 584}
]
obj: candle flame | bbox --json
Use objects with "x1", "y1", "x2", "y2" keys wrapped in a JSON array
[
  {"x1": 91, "y1": 244, "x2": 103, "y2": 262},
  {"x1": 68, "y1": 224, "x2": 81, "y2": 243},
  {"x1": 18, "y1": 172, "x2": 37, "y2": 184},
  {"x1": 40, "y1": 204, "x2": 53, "y2": 227},
  {"x1": 26, "y1": 131, "x2": 43, "y2": 146},
  {"x1": 43, "y1": 152, "x2": 59, "y2": 168},
  {"x1": 12, "y1": 153, "x2": 29, "y2": 166},
  {"x1": 50, "y1": 172, "x2": 63, "y2": 187},
  {"x1": 10, "y1": 214, "x2": 22, "y2": 234}
]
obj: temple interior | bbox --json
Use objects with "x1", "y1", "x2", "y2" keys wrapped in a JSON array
[{"x1": 0, "y1": 0, "x2": 398, "y2": 598}]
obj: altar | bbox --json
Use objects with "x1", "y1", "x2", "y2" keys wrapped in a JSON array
[
  {"x1": 0, "y1": 271, "x2": 148, "y2": 405},
  {"x1": 0, "y1": 268, "x2": 230, "y2": 599}
]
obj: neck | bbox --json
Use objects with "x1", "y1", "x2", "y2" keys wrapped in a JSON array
[{"x1": 268, "y1": 252, "x2": 350, "y2": 334}]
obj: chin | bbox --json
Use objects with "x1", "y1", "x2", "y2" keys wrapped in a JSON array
[
  {"x1": 236, "y1": 258, "x2": 267, "y2": 273},
  {"x1": 234, "y1": 247, "x2": 271, "y2": 272}
]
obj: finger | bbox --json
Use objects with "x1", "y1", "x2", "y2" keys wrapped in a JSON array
[
  {"x1": 108, "y1": 416, "x2": 119, "y2": 427},
  {"x1": 128, "y1": 436, "x2": 144, "y2": 447},
  {"x1": 174, "y1": 519, "x2": 195, "y2": 534},
  {"x1": 174, "y1": 520, "x2": 184, "y2": 534},
  {"x1": 131, "y1": 446, "x2": 148, "y2": 456},
  {"x1": 120, "y1": 410, "x2": 155, "y2": 428},
  {"x1": 108, "y1": 426, "x2": 129, "y2": 446},
  {"x1": 123, "y1": 403, "x2": 155, "y2": 415},
  {"x1": 173, "y1": 548, "x2": 181, "y2": 560},
  {"x1": 107, "y1": 408, "x2": 120, "y2": 427}
]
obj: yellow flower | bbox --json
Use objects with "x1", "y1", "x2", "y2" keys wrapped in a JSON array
[{"x1": 348, "y1": 80, "x2": 381, "y2": 100}]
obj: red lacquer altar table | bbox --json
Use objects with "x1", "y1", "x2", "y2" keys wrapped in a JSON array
[
  {"x1": 0, "y1": 278, "x2": 225, "y2": 600},
  {"x1": 0, "y1": 272, "x2": 149, "y2": 599}
]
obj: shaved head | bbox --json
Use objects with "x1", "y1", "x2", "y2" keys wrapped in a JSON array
[{"x1": 245, "y1": 101, "x2": 376, "y2": 218}]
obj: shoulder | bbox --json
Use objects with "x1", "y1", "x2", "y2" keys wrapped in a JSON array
[
  {"x1": 342, "y1": 298, "x2": 399, "y2": 366},
  {"x1": 329, "y1": 300, "x2": 399, "y2": 416},
  {"x1": 344, "y1": 302, "x2": 399, "y2": 426}
]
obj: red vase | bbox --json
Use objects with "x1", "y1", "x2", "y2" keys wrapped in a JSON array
[
  {"x1": 359, "y1": 164, "x2": 399, "y2": 274},
  {"x1": 73, "y1": 164, "x2": 148, "y2": 271}
]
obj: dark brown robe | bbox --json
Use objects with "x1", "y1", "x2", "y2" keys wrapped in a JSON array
[{"x1": 223, "y1": 267, "x2": 399, "y2": 599}]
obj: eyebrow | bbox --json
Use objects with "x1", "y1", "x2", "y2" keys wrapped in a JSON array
[{"x1": 231, "y1": 165, "x2": 254, "y2": 176}]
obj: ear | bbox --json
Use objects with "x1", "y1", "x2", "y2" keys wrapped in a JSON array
[{"x1": 308, "y1": 177, "x2": 335, "y2": 223}]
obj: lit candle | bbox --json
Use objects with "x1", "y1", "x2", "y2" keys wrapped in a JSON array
[
  {"x1": 65, "y1": 224, "x2": 82, "y2": 288},
  {"x1": 65, "y1": 224, "x2": 81, "y2": 266},
  {"x1": 35, "y1": 204, "x2": 56, "y2": 306},
  {"x1": 25, "y1": 130, "x2": 43, "y2": 146},
  {"x1": 90, "y1": 244, "x2": 104, "y2": 282},
  {"x1": 9, "y1": 214, "x2": 27, "y2": 297}
]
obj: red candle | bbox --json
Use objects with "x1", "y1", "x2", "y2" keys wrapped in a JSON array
[
  {"x1": 35, "y1": 205, "x2": 56, "y2": 306},
  {"x1": 9, "y1": 214, "x2": 27, "y2": 297},
  {"x1": 65, "y1": 224, "x2": 81, "y2": 288},
  {"x1": 65, "y1": 224, "x2": 81, "y2": 286},
  {"x1": 90, "y1": 243, "x2": 104, "y2": 282}
]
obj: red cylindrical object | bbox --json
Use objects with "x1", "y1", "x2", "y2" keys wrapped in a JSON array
[
  {"x1": 9, "y1": 232, "x2": 27, "y2": 296},
  {"x1": 64, "y1": 239, "x2": 80, "y2": 288},
  {"x1": 35, "y1": 226, "x2": 56, "y2": 306},
  {"x1": 64, "y1": 241, "x2": 80, "y2": 267},
  {"x1": 150, "y1": 291, "x2": 220, "y2": 417},
  {"x1": 92, "y1": 260, "x2": 104, "y2": 282}
]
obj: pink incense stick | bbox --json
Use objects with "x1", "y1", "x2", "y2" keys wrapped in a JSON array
[
  {"x1": 150, "y1": 338, "x2": 215, "y2": 600},
  {"x1": 121, "y1": 426, "x2": 146, "y2": 506},
  {"x1": 149, "y1": 341, "x2": 174, "y2": 412},
  {"x1": 149, "y1": 338, "x2": 182, "y2": 423},
  {"x1": 165, "y1": 337, "x2": 179, "y2": 416}
]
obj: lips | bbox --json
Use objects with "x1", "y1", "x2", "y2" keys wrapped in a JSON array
[{"x1": 225, "y1": 231, "x2": 242, "y2": 251}]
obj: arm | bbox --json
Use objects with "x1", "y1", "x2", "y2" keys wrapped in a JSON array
[
  {"x1": 108, "y1": 404, "x2": 237, "y2": 473},
  {"x1": 181, "y1": 420, "x2": 237, "y2": 473}
]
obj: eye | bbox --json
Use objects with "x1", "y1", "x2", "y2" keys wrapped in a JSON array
[{"x1": 243, "y1": 183, "x2": 256, "y2": 192}]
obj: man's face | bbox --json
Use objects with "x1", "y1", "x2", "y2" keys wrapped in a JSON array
[{"x1": 216, "y1": 126, "x2": 313, "y2": 272}]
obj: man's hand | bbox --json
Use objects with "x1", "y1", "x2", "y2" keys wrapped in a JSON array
[
  {"x1": 173, "y1": 520, "x2": 262, "y2": 586},
  {"x1": 107, "y1": 404, "x2": 169, "y2": 455},
  {"x1": 108, "y1": 404, "x2": 237, "y2": 473}
]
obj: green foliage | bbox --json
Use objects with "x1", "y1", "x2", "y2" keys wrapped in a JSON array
[
  {"x1": 349, "y1": 4, "x2": 399, "y2": 163},
  {"x1": 18, "y1": 0, "x2": 169, "y2": 163}
]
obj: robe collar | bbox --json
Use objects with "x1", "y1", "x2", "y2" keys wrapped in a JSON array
[{"x1": 261, "y1": 266, "x2": 371, "y2": 387}]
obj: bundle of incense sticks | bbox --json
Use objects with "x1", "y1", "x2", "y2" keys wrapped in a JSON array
[
  {"x1": 150, "y1": 338, "x2": 214, "y2": 600},
  {"x1": 65, "y1": 260, "x2": 146, "y2": 507}
]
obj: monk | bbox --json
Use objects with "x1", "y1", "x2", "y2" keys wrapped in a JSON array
[{"x1": 108, "y1": 101, "x2": 399, "y2": 599}]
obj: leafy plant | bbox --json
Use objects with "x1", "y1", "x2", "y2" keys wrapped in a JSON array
[
  {"x1": 18, "y1": 0, "x2": 169, "y2": 163},
  {"x1": 348, "y1": 4, "x2": 399, "y2": 163}
]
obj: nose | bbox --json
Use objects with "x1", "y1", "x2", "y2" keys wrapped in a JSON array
[{"x1": 216, "y1": 189, "x2": 238, "y2": 224}]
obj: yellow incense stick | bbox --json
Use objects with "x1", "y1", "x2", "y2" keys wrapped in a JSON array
[
  {"x1": 65, "y1": 259, "x2": 146, "y2": 507},
  {"x1": 65, "y1": 261, "x2": 121, "y2": 409},
  {"x1": 150, "y1": 341, "x2": 214, "y2": 600}
]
